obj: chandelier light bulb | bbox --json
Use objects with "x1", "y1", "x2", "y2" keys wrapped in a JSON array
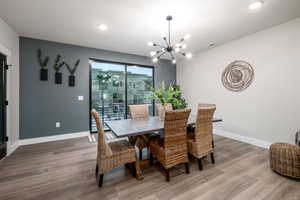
[
  {"x1": 182, "y1": 44, "x2": 187, "y2": 49},
  {"x1": 172, "y1": 59, "x2": 176, "y2": 64},
  {"x1": 175, "y1": 43, "x2": 181, "y2": 47},
  {"x1": 162, "y1": 48, "x2": 166, "y2": 52},
  {"x1": 150, "y1": 51, "x2": 156, "y2": 56},
  {"x1": 152, "y1": 57, "x2": 158, "y2": 63},
  {"x1": 186, "y1": 53, "x2": 193, "y2": 59},
  {"x1": 175, "y1": 48, "x2": 180, "y2": 52},
  {"x1": 148, "y1": 42, "x2": 154, "y2": 46}
]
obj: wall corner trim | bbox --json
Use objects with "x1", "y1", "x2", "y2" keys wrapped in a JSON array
[
  {"x1": 214, "y1": 129, "x2": 271, "y2": 149},
  {"x1": 7, "y1": 141, "x2": 20, "y2": 156}
]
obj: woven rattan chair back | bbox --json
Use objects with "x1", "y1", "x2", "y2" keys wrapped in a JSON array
[
  {"x1": 129, "y1": 104, "x2": 149, "y2": 119},
  {"x1": 91, "y1": 109, "x2": 112, "y2": 157},
  {"x1": 163, "y1": 109, "x2": 191, "y2": 167},
  {"x1": 194, "y1": 105, "x2": 216, "y2": 152}
]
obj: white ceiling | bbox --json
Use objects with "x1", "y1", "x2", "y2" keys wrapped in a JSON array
[{"x1": 0, "y1": 0, "x2": 300, "y2": 58}]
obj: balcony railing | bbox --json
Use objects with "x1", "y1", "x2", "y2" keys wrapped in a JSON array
[{"x1": 91, "y1": 102, "x2": 153, "y2": 132}]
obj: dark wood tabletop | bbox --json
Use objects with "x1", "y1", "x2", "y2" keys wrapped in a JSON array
[{"x1": 106, "y1": 115, "x2": 222, "y2": 138}]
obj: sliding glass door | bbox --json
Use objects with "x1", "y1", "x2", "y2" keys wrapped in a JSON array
[{"x1": 90, "y1": 59, "x2": 154, "y2": 132}]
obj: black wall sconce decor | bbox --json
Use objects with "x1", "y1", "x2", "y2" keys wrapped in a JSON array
[
  {"x1": 37, "y1": 49, "x2": 49, "y2": 81},
  {"x1": 53, "y1": 55, "x2": 65, "y2": 84},
  {"x1": 65, "y1": 59, "x2": 80, "y2": 87}
]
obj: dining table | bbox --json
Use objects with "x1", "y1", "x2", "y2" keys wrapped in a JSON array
[{"x1": 105, "y1": 115, "x2": 223, "y2": 179}]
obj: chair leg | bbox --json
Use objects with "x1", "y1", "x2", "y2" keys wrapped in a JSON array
[
  {"x1": 131, "y1": 162, "x2": 136, "y2": 177},
  {"x1": 210, "y1": 152, "x2": 215, "y2": 164},
  {"x1": 198, "y1": 158, "x2": 203, "y2": 171},
  {"x1": 95, "y1": 164, "x2": 98, "y2": 177},
  {"x1": 185, "y1": 162, "x2": 190, "y2": 174},
  {"x1": 165, "y1": 168, "x2": 170, "y2": 182},
  {"x1": 160, "y1": 164, "x2": 170, "y2": 182},
  {"x1": 139, "y1": 149, "x2": 143, "y2": 160},
  {"x1": 98, "y1": 174, "x2": 104, "y2": 187},
  {"x1": 149, "y1": 153, "x2": 153, "y2": 166},
  {"x1": 212, "y1": 139, "x2": 215, "y2": 148}
]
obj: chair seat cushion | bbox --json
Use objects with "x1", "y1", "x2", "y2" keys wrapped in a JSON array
[
  {"x1": 99, "y1": 139, "x2": 137, "y2": 174},
  {"x1": 108, "y1": 140, "x2": 135, "y2": 155}
]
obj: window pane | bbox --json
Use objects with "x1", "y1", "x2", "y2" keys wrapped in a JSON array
[
  {"x1": 91, "y1": 61, "x2": 126, "y2": 131},
  {"x1": 127, "y1": 66, "x2": 154, "y2": 117}
]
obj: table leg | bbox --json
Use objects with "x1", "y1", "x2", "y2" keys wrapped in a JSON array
[
  {"x1": 135, "y1": 154, "x2": 144, "y2": 180},
  {"x1": 129, "y1": 135, "x2": 150, "y2": 179}
]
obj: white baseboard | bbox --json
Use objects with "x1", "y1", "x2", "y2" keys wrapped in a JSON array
[
  {"x1": 7, "y1": 141, "x2": 19, "y2": 156},
  {"x1": 5, "y1": 129, "x2": 270, "y2": 157},
  {"x1": 18, "y1": 131, "x2": 90, "y2": 146},
  {"x1": 214, "y1": 129, "x2": 271, "y2": 149},
  {"x1": 4, "y1": 131, "x2": 90, "y2": 157}
]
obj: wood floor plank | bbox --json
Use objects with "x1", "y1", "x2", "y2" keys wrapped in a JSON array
[{"x1": 0, "y1": 135, "x2": 299, "y2": 200}]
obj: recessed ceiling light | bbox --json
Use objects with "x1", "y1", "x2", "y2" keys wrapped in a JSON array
[
  {"x1": 249, "y1": 1, "x2": 263, "y2": 10},
  {"x1": 97, "y1": 24, "x2": 107, "y2": 31}
]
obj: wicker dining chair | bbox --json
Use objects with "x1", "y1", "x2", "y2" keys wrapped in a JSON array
[
  {"x1": 129, "y1": 104, "x2": 151, "y2": 160},
  {"x1": 129, "y1": 104, "x2": 150, "y2": 119},
  {"x1": 91, "y1": 109, "x2": 140, "y2": 187},
  {"x1": 187, "y1": 104, "x2": 216, "y2": 170},
  {"x1": 149, "y1": 109, "x2": 191, "y2": 182}
]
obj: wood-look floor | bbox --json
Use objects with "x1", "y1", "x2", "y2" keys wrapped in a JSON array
[{"x1": 0, "y1": 135, "x2": 299, "y2": 200}]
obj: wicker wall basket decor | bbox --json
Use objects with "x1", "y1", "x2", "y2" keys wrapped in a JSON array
[{"x1": 222, "y1": 60, "x2": 254, "y2": 92}]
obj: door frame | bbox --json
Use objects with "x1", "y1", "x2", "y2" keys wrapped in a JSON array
[
  {"x1": 89, "y1": 58, "x2": 155, "y2": 133},
  {"x1": 0, "y1": 53, "x2": 7, "y2": 159}
]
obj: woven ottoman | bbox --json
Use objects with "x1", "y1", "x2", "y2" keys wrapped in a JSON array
[{"x1": 269, "y1": 143, "x2": 300, "y2": 179}]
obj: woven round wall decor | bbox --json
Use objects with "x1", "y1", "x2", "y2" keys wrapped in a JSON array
[{"x1": 222, "y1": 60, "x2": 254, "y2": 92}]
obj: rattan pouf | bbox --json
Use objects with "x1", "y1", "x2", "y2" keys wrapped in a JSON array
[{"x1": 269, "y1": 143, "x2": 300, "y2": 179}]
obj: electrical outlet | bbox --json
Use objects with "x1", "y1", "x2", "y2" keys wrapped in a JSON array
[
  {"x1": 78, "y1": 96, "x2": 84, "y2": 101},
  {"x1": 56, "y1": 122, "x2": 61, "y2": 128}
]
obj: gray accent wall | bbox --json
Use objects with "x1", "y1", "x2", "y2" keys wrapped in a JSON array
[{"x1": 20, "y1": 37, "x2": 176, "y2": 139}]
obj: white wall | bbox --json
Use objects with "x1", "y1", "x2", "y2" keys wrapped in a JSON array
[
  {"x1": 177, "y1": 18, "x2": 300, "y2": 145},
  {"x1": 0, "y1": 17, "x2": 19, "y2": 155}
]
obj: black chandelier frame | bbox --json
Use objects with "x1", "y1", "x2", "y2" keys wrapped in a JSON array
[{"x1": 148, "y1": 15, "x2": 191, "y2": 64}]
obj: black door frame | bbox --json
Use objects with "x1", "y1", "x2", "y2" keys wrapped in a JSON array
[
  {"x1": 0, "y1": 53, "x2": 7, "y2": 159},
  {"x1": 89, "y1": 58, "x2": 155, "y2": 133}
]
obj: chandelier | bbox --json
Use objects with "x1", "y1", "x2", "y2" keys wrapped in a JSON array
[{"x1": 148, "y1": 15, "x2": 192, "y2": 64}]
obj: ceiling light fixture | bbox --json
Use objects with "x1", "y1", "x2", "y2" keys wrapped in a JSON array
[
  {"x1": 97, "y1": 24, "x2": 107, "y2": 31},
  {"x1": 147, "y1": 15, "x2": 192, "y2": 64},
  {"x1": 249, "y1": 1, "x2": 264, "y2": 10}
]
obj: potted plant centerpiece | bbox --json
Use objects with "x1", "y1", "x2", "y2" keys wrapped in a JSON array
[{"x1": 149, "y1": 82, "x2": 187, "y2": 120}]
